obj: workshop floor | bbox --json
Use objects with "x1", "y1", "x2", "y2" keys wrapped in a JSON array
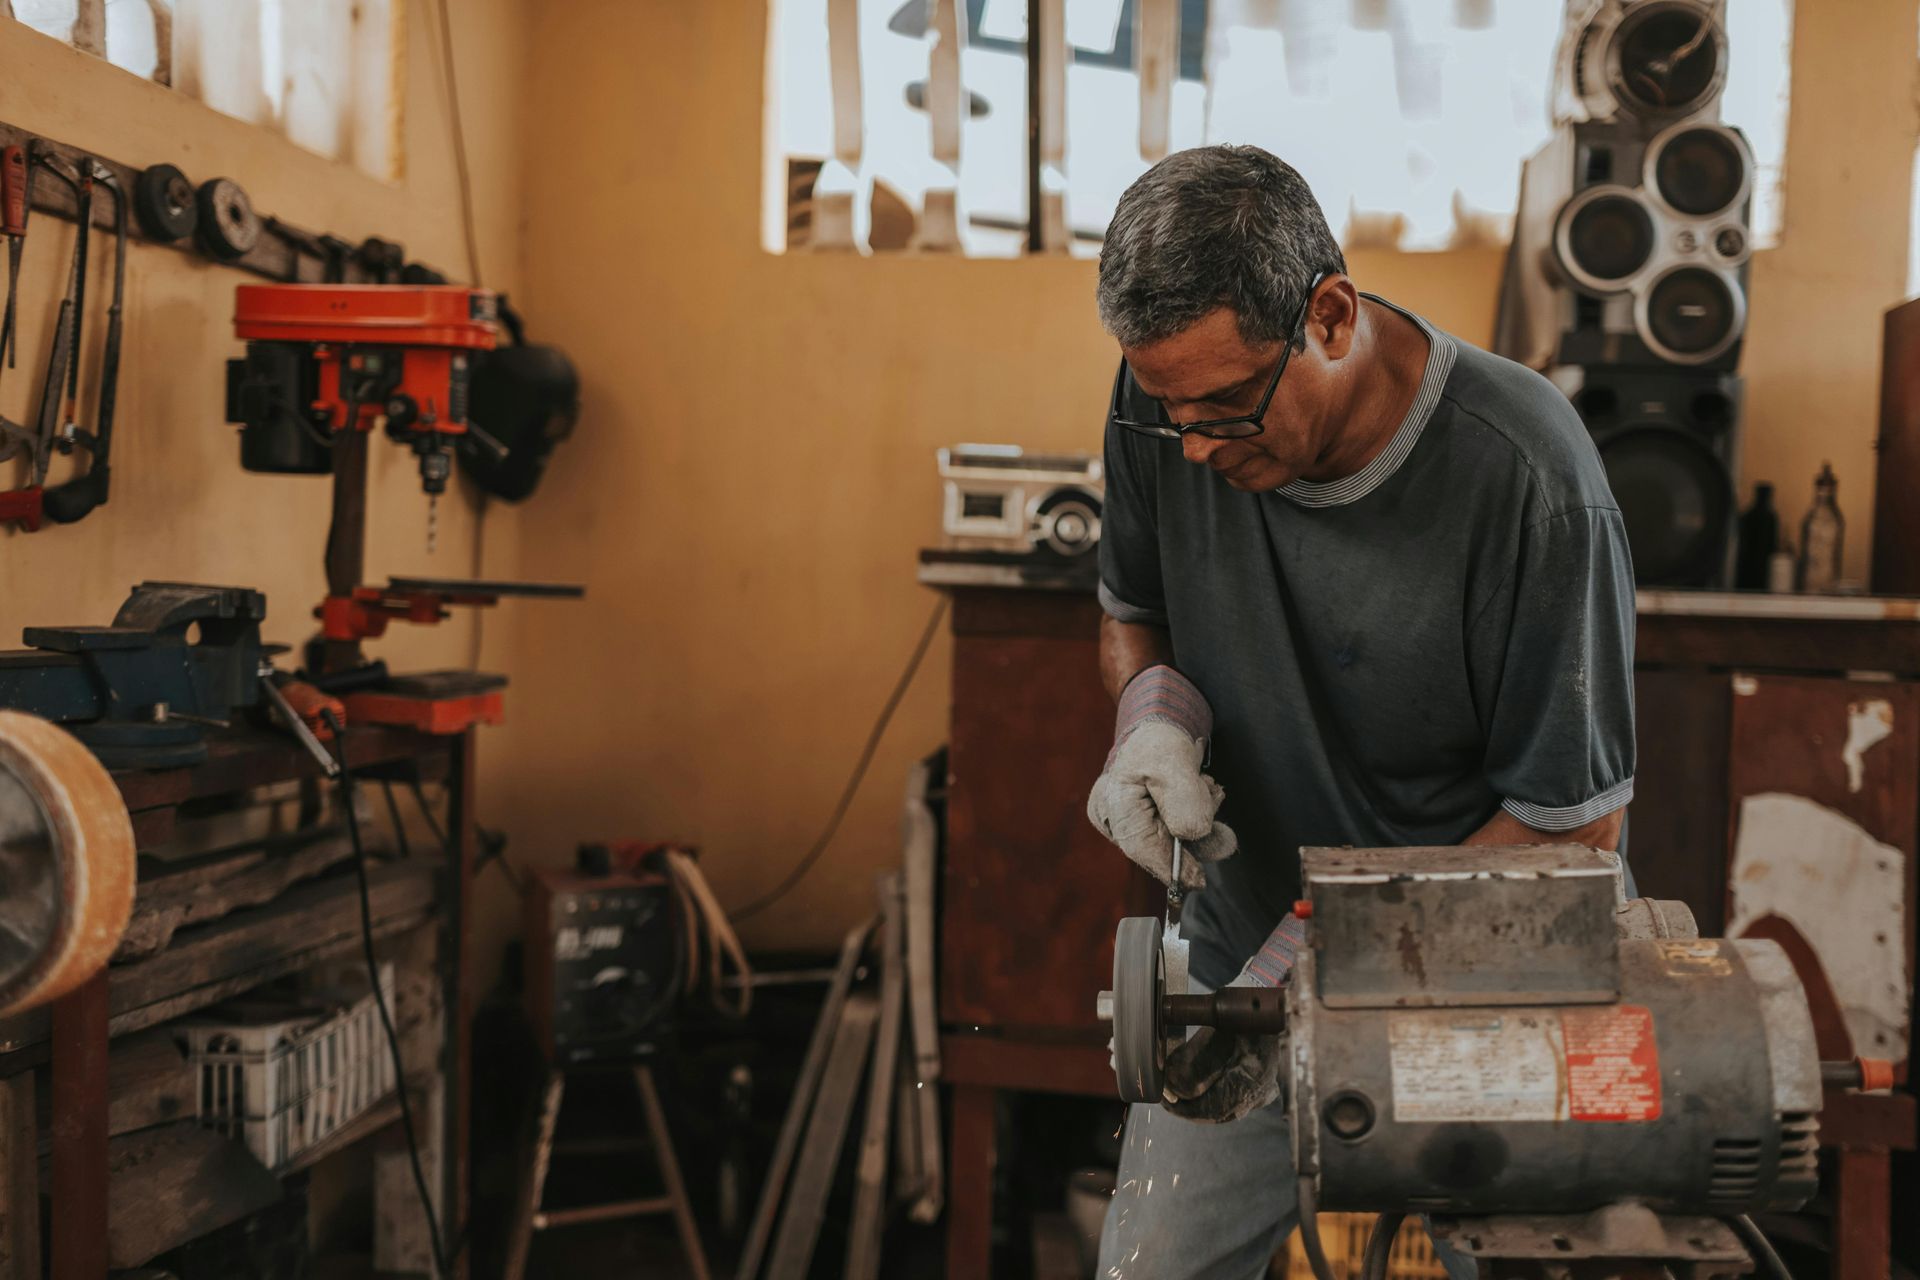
[{"x1": 525, "y1": 1217, "x2": 705, "y2": 1277}]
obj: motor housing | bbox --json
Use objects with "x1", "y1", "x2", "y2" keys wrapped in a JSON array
[{"x1": 1285, "y1": 846, "x2": 1821, "y2": 1217}]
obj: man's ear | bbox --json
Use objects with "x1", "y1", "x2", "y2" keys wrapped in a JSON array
[{"x1": 1311, "y1": 277, "x2": 1361, "y2": 360}]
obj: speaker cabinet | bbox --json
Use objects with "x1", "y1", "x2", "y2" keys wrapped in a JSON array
[
  {"x1": 1564, "y1": 365, "x2": 1742, "y2": 587},
  {"x1": 1499, "y1": 118, "x2": 1753, "y2": 373}
]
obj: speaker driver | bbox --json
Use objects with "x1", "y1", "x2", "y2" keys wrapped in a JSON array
[
  {"x1": 1555, "y1": 187, "x2": 1655, "y2": 291},
  {"x1": 1637, "y1": 266, "x2": 1744, "y2": 365},
  {"x1": 1607, "y1": 1, "x2": 1727, "y2": 119},
  {"x1": 1648, "y1": 123, "x2": 1751, "y2": 218},
  {"x1": 1600, "y1": 427, "x2": 1733, "y2": 586}
]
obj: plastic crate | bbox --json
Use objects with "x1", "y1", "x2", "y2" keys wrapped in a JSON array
[
  {"x1": 1279, "y1": 1213, "x2": 1450, "y2": 1280},
  {"x1": 185, "y1": 962, "x2": 397, "y2": 1170}
]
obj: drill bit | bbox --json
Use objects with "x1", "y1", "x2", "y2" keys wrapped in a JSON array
[{"x1": 427, "y1": 492, "x2": 438, "y2": 555}]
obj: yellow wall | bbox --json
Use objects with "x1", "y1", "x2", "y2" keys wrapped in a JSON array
[
  {"x1": 500, "y1": 0, "x2": 1919, "y2": 957},
  {"x1": 0, "y1": 1, "x2": 530, "y2": 672}
]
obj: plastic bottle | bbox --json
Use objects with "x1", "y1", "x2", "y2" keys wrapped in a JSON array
[{"x1": 1795, "y1": 462, "x2": 1844, "y2": 594}]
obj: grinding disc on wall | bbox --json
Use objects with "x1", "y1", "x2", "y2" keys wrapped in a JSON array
[{"x1": 0, "y1": 711, "x2": 137, "y2": 1016}]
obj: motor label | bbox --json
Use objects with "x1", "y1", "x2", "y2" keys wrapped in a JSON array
[
  {"x1": 1388, "y1": 1011, "x2": 1567, "y2": 1122},
  {"x1": 1561, "y1": 1004, "x2": 1662, "y2": 1122},
  {"x1": 1387, "y1": 1005, "x2": 1662, "y2": 1123}
]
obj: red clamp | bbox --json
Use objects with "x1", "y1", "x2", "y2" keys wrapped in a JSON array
[{"x1": 0, "y1": 486, "x2": 44, "y2": 532}]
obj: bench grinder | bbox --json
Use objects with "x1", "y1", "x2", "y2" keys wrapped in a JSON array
[{"x1": 1097, "y1": 844, "x2": 1895, "y2": 1279}]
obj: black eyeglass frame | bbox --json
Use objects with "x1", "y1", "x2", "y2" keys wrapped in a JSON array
[{"x1": 1109, "y1": 271, "x2": 1331, "y2": 441}]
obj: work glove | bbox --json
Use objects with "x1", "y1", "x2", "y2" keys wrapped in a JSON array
[
  {"x1": 1164, "y1": 913, "x2": 1306, "y2": 1123},
  {"x1": 1086, "y1": 665, "x2": 1237, "y2": 889}
]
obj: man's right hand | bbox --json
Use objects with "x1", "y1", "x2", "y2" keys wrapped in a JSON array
[{"x1": 1086, "y1": 665, "x2": 1237, "y2": 888}]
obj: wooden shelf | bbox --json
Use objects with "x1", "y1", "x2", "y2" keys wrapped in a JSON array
[{"x1": 0, "y1": 861, "x2": 439, "y2": 1065}]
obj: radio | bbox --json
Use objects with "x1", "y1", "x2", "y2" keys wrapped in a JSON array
[{"x1": 937, "y1": 444, "x2": 1103, "y2": 558}]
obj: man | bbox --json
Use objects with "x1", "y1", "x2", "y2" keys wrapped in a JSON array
[{"x1": 1085, "y1": 145, "x2": 1635, "y2": 1279}]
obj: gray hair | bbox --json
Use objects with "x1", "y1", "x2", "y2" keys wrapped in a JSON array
[{"x1": 1097, "y1": 145, "x2": 1346, "y2": 349}]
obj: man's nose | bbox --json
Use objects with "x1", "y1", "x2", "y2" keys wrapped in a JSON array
[{"x1": 1181, "y1": 431, "x2": 1226, "y2": 466}]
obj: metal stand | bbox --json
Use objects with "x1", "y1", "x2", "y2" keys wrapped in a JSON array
[{"x1": 502, "y1": 1063, "x2": 711, "y2": 1280}]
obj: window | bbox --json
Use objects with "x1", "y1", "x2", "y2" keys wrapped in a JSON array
[
  {"x1": 9, "y1": 0, "x2": 400, "y2": 180},
  {"x1": 765, "y1": 0, "x2": 1792, "y2": 257}
]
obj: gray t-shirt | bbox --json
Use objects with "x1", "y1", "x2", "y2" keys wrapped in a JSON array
[{"x1": 1098, "y1": 296, "x2": 1637, "y2": 988}]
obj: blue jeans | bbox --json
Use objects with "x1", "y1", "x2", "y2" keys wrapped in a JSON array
[{"x1": 1098, "y1": 1098, "x2": 1479, "y2": 1280}]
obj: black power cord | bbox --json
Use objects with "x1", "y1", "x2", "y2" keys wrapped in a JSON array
[
  {"x1": 321, "y1": 710, "x2": 452, "y2": 1279},
  {"x1": 729, "y1": 596, "x2": 948, "y2": 922}
]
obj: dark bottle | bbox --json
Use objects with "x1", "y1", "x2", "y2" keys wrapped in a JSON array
[{"x1": 1734, "y1": 483, "x2": 1779, "y2": 589}]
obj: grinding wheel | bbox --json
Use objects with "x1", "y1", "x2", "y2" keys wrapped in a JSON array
[
  {"x1": 1112, "y1": 915, "x2": 1165, "y2": 1104},
  {"x1": 0, "y1": 711, "x2": 137, "y2": 1016}
]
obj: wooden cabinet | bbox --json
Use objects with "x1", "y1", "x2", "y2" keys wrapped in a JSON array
[{"x1": 941, "y1": 587, "x2": 1160, "y2": 1034}]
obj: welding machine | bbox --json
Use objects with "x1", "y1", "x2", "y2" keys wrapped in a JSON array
[
  {"x1": 1100, "y1": 844, "x2": 1895, "y2": 1277},
  {"x1": 225, "y1": 283, "x2": 499, "y2": 507},
  {"x1": 524, "y1": 855, "x2": 681, "y2": 1066}
]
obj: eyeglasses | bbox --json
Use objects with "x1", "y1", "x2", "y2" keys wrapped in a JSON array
[{"x1": 1109, "y1": 272, "x2": 1329, "y2": 441}]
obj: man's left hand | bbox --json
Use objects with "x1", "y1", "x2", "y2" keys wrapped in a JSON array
[
  {"x1": 1163, "y1": 1024, "x2": 1285, "y2": 1123},
  {"x1": 1162, "y1": 913, "x2": 1306, "y2": 1123}
]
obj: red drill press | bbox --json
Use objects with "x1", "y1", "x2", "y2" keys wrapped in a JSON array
[
  {"x1": 228, "y1": 282, "x2": 498, "y2": 529},
  {"x1": 226, "y1": 283, "x2": 580, "y2": 703}
]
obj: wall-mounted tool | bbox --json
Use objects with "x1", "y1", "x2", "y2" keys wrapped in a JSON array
[
  {"x1": 459, "y1": 295, "x2": 580, "y2": 502},
  {"x1": 264, "y1": 216, "x2": 352, "y2": 284},
  {"x1": 0, "y1": 710, "x2": 137, "y2": 1017},
  {"x1": 132, "y1": 162, "x2": 198, "y2": 242},
  {"x1": 0, "y1": 149, "x2": 88, "y2": 532},
  {"x1": 226, "y1": 283, "x2": 505, "y2": 549},
  {"x1": 195, "y1": 176, "x2": 260, "y2": 261},
  {"x1": 0, "y1": 582, "x2": 269, "y2": 768},
  {"x1": 42, "y1": 162, "x2": 126, "y2": 524},
  {"x1": 1, "y1": 144, "x2": 25, "y2": 368}
]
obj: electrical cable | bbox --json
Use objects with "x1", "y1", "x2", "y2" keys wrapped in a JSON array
[
  {"x1": 321, "y1": 710, "x2": 452, "y2": 1279},
  {"x1": 1359, "y1": 1212, "x2": 1406, "y2": 1280},
  {"x1": 1727, "y1": 1215, "x2": 1796, "y2": 1280},
  {"x1": 730, "y1": 596, "x2": 948, "y2": 921},
  {"x1": 431, "y1": 0, "x2": 483, "y2": 286},
  {"x1": 381, "y1": 779, "x2": 413, "y2": 859},
  {"x1": 1294, "y1": 1175, "x2": 1338, "y2": 1280},
  {"x1": 662, "y1": 848, "x2": 753, "y2": 1017}
]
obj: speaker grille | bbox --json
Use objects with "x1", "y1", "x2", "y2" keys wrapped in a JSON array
[
  {"x1": 1653, "y1": 127, "x2": 1748, "y2": 217},
  {"x1": 1599, "y1": 425, "x2": 1732, "y2": 586},
  {"x1": 1644, "y1": 267, "x2": 1740, "y2": 360},
  {"x1": 1611, "y1": 2, "x2": 1724, "y2": 118},
  {"x1": 1566, "y1": 194, "x2": 1655, "y2": 285}
]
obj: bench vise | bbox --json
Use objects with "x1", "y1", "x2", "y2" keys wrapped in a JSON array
[{"x1": 0, "y1": 582, "x2": 268, "y2": 767}]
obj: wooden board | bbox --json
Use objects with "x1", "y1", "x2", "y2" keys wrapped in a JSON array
[
  {"x1": 941, "y1": 590, "x2": 1160, "y2": 1032},
  {"x1": 1627, "y1": 668, "x2": 1732, "y2": 932},
  {"x1": 765, "y1": 995, "x2": 879, "y2": 1280},
  {"x1": 104, "y1": 1122, "x2": 281, "y2": 1268},
  {"x1": 116, "y1": 829, "x2": 356, "y2": 961},
  {"x1": 0, "y1": 1073, "x2": 38, "y2": 1280},
  {"x1": 0, "y1": 862, "x2": 436, "y2": 1060},
  {"x1": 1726, "y1": 674, "x2": 1918, "y2": 1076}
]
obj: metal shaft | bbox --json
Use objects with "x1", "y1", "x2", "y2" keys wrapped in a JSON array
[{"x1": 1164, "y1": 986, "x2": 1288, "y2": 1036}]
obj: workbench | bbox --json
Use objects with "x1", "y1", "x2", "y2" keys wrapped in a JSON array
[
  {"x1": 924, "y1": 559, "x2": 1917, "y2": 1280},
  {"x1": 0, "y1": 723, "x2": 478, "y2": 1279}
]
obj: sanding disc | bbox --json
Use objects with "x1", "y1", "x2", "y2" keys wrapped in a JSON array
[
  {"x1": 1112, "y1": 915, "x2": 1165, "y2": 1104},
  {"x1": 0, "y1": 711, "x2": 137, "y2": 1016}
]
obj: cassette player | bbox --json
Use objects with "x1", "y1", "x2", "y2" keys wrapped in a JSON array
[{"x1": 938, "y1": 444, "x2": 1104, "y2": 558}]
